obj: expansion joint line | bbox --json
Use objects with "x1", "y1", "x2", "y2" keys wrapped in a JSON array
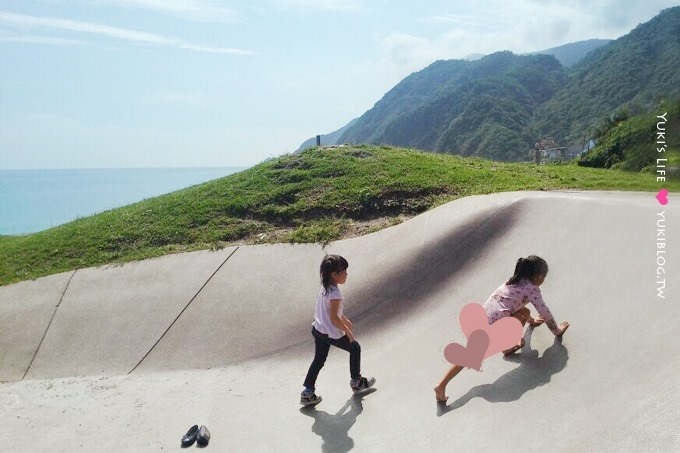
[
  {"x1": 128, "y1": 247, "x2": 240, "y2": 374},
  {"x1": 22, "y1": 269, "x2": 78, "y2": 380}
]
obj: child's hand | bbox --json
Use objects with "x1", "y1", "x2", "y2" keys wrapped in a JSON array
[
  {"x1": 529, "y1": 316, "x2": 545, "y2": 326},
  {"x1": 556, "y1": 321, "x2": 570, "y2": 337}
]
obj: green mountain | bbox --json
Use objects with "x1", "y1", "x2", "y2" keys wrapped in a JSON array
[
  {"x1": 340, "y1": 52, "x2": 568, "y2": 161},
  {"x1": 535, "y1": 7, "x2": 680, "y2": 145},
  {"x1": 338, "y1": 7, "x2": 680, "y2": 162},
  {"x1": 298, "y1": 40, "x2": 609, "y2": 152},
  {"x1": 578, "y1": 98, "x2": 680, "y2": 175}
]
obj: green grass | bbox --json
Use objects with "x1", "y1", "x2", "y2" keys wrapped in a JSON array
[
  {"x1": 579, "y1": 99, "x2": 680, "y2": 173},
  {"x1": 2, "y1": 145, "x2": 677, "y2": 286}
]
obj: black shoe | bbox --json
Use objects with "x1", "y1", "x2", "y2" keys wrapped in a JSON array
[
  {"x1": 197, "y1": 425, "x2": 211, "y2": 448},
  {"x1": 181, "y1": 425, "x2": 199, "y2": 448}
]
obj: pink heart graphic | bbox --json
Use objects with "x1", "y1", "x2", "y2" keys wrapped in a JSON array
[
  {"x1": 459, "y1": 303, "x2": 523, "y2": 358},
  {"x1": 656, "y1": 189, "x2": 669, "y2": 206},
  {"x1": 443, "y1": 329, "x2": 489, "y2": 371}
]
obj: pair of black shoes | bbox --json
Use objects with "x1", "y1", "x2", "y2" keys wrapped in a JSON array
[{"x1": 181, "y1": 425, "x2": 210, "y2": 448}]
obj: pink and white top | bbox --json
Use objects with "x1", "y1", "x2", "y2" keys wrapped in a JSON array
[{"x1": 484, "y1": 278, "x2": 561, "y2": 335}]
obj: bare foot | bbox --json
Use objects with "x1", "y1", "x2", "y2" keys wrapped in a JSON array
[
  {"x1": 503, "y1": 338, "x2": 525, "y2": 355},
  {"x1": 529, "y1": 317, "x2": 544, "y2": 327},
  {"x1": 434, "y1": 386, "x2": 448, "y2": 403}
]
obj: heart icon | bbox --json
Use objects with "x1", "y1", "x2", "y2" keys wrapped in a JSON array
[
  {"x1": 443, "y1": 329, "x2": 489, "y2": 371},
  {"x1": 459, "y1": 303, "x2": 523, "y2": 358},
  {"x1": 656, "y1": 189, "x2": 669, "y2": 206}
]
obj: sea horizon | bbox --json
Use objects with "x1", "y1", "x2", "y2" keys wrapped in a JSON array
[{"x1": 0, "y1": 167, "x2": 245, "y2": 235}]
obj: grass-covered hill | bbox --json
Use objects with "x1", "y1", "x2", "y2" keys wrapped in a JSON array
[
  {"x1": 578, "y1": 99, "x2": 680, "y2": 173},
  {"x1": 1, "y1": 145, "x2": 677, "y2": 287}
]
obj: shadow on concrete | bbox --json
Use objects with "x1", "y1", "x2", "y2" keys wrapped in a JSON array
[
  {"x1": 299, "y1": 390, "x2": 376, "y2": 453},
  {"x1": 350, "y1": 202, "x2": 524, "y2": 333},
  {"x1": 437, "y1": 328, "x2": 569, "y2": 416}
]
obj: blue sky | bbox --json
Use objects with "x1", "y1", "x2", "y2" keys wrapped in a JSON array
[{"x1": 1, "y1": 0, "x2": 677, "y2": 169}]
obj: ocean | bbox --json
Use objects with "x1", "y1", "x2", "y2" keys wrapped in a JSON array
[{"x1": 0, "y1": 167, "x2": 243, "y2": 235}]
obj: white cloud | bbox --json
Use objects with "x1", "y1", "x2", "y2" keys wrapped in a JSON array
[
  {"x1": 269, "y1": 0, "x2": 366, "y2": 12},
  {"x1": 0, "y1": 11, "x2": 175, "y2": 44},
  {"x1": 99, "y1": 0, "x2": 237, "y2": 22},
  {"x1": 423, "y1": 12, "x2": 511, "y2": 32},
  {"x1": 0, "y1": 33, "x2": 84, "y2": 46},
  {"x1": 0, "y1": 10, "x2": 254, "y2": 54},
  {"x1": 378, "y1": 0, "x2": 679, "y2": 76},
  {"x1": 380, "y1": 33, "x2": 440, "y2": 74}
]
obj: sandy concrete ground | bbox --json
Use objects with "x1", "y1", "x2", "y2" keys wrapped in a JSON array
[{"x1": 1, "y1": 191, "x2": 678, "y2": 452}]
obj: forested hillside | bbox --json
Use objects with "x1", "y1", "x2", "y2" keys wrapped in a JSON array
[
  {"x1": 578, "y1": 99, "x2": 679, "y2": 176},
  {"x1": 336, "y1": 7, "x2": 680, "y2": 162},
  {"x1": 340, "y1": 52, "x2": 567, "y2": 161},
  {"x1": 535, "y1": 6, "x2": 680, "y2": 145}
]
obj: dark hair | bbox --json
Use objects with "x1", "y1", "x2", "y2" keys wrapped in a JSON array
[
  {"x1": 506, "y1": 255, "x2": 549, "y2": 285},
  {"x1": 320, "y1": 254, "x2": 349, "y2": 291}
]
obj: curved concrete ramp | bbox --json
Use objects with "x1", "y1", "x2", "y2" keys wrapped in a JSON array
[
  {"x1": 1, "y1": 192, "x2": 530, "y2": 380},
  {"x1": 0, "y1": 272, "x2": 73, "y2": 382},
  {"x1": 0, "y1": 191, "x2": 678, "y2": 452}
]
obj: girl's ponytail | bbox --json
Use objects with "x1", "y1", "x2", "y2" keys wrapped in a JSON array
[
  {"x1": 506, "y1": 258, "x2": 526, "y2": 285},
  {"x1": 506, "y1": 255, "x2": 548, "y2": 285}
]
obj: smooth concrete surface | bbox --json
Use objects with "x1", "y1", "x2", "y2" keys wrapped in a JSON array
[
  {"x1": 0, "y1": 191, "x2": 678, "y2": 452},
  {"x1": 0, "y1": 272, "x2": 74, "y2": 381},
  {"x1": 24, "y1": 248, "x2": 237, "y2": 379},
  {"x1": 135, "y1": 243, "x2": 326, "y2": 372}
]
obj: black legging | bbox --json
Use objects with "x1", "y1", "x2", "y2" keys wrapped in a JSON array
[{"x1": 303, "y1": 327, "x2": 361, "y2": 389}]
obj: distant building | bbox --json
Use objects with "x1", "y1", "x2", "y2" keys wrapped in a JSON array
[
  {"x1": 534, "y1": 137, "x2": 581, "y2": 163},
  {"x1": 541, "y1": 146, "x2": 581, "y2": 162},
  {"x1": 543, "y1": 147, "x2": 567, "y2": 161}
]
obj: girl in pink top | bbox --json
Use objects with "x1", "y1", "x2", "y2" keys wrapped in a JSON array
[{"x1": 434, "y1": 255, "x2": 569, "y2": 402}]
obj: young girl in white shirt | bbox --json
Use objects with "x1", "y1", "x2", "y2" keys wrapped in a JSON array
[
  {"x1": 301, "y1": 255, "x2": 375, "y2": 406},
  {"x1": 434, "y1": 255, "x2": 569, "y2": 402}
]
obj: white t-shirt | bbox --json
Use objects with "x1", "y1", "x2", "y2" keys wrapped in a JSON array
[{"x1": 312, "y1": 285, "x2": 345, "y2": 339}]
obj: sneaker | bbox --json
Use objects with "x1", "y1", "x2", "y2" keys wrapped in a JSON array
[
  {"x1": 300, "y1": 391, "x2": 322, "y2": 407},
  {"x1": 351, "y1": 377, "x2": 376, "y2": 394}
]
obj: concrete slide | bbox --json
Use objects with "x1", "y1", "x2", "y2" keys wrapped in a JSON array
[{"x1": 0, "y1": 191, "x2": 677, "y2": 452}]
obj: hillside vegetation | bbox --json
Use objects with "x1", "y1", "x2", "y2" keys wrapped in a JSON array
[
  {"x1": 340, "y1": 52, "x2": 568, "y2": 161},
  {"x1": 2, "y1": 145, "x2": 677, "y2": 287},
  {"x1": 578, "y1": 99, "x2": 680, "y2": 173},
  {"x1": 535, "y1": 7, "x2": 680, "y2": 144},
  {"x1": 337, "y1": 7, "x2": 680, "y2": 161}
]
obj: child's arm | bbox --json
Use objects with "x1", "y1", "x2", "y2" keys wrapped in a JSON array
[
  {"x1": 527, "y1": 287, "x2": 566, "y2": 336},
  {"x1": 341, "y1": 315, "x2": 353, "y2": 330},
  {"x1": 329, "y1": 299, "x2": 355, "y2": 341}
]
